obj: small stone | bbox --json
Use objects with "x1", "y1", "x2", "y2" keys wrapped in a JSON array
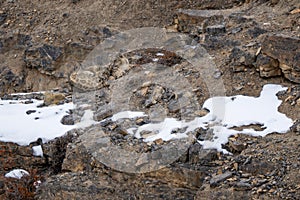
[
  {"x1": 61, "y1": 115, "x2": 74, "y2": 125},
  {"x1": 256, "y1": 188, "x2": 263, "y2": 193},
  {"x1": 116, "y1": 128, "x2": 128, "y2": 136},
  {"x1": 213, "y1": 70, "x2": 222, "y2": 79},
  {"x1": 234, "y1": 86, "x2": 244, "y2": 91},
  {"x1": 206, "y1": 24, "x2": 226, "y2": 35},
  {"x1": 290, "y1": 8, "x2": 300, "y2": 14},
  {"x1": 233, "y1": 162, "x2": 239, "y2": 171},
  {"x1": 194, "y1": 109, "x2": 209, "y2": 117},
  {"x1": 142, "y1": 81, "x2": 152, "y2": 88},
  {"x1": 24, "y1": 100, "x2": 34, "y2": 104},
  {"x1": 154, "y1": 138, "x2": 164, "y2": 145},
  {"x1": 241, "y1": 173, "x2": 252, "y2": 178},
  {"x1": 142, "y1": 132, "x2": 157, "y2": 139},
  {"x1": 140, "y1": 87, "x2": 148, "y2": 96},
  {"x1": 234, "y1": 182, "x2": 252, "y2": 191},
  {"x1": 136, "y1": 118, "x2": 146, "y2": 125},
  {"x1": 210, "y1": 171, "x2": 233, "y2": 187},
  {"x1": 26, "y1": 110, "x2": 36, "y2": 115},
  {"x1": 296, "y1": 98, "x2": 300, "y2": 106},
  {"x1": 44, "y1": 92, "x2": 65, "y2": 106},
  {"x1": 231, "y1": 27, "x2": 242, "y2": 34},
  {"x1": 269, "y1": 188, "x2": 276, "y2": 193}
]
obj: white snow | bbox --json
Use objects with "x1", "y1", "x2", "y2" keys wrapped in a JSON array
[
  {"x1": 76, "y1": 109, "x2": 98, "y2": 128},
  {"x1": 122, "y1": 84, "x2": 293, "y2": 153},
  {"x1": 0, "y1": 99, "x2": 75, "y2": 145},
  {"x1": 32, "y1": 145, "x2": 43, "y2": 157},
  {"x1": 156, "y1": 53, "x2": 164, "y2": 56},
  {"x1": 5, "y1": 169, "x2": 29, "y2": 179},
  {"x1": 0, "y1": 84, "x2": 293, "y2": 154},
  {"x1": 111, "y1": 111, "x2": 147, "y2": 121}
]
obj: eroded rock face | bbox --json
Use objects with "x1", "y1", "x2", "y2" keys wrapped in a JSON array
[
  {"x1": 256, "y1": 54, "x2": 281, "y2": 77},
  {"x1": 0, "y1": 66, "x2": 25, "y2": 94},
  {"x1": 24, "y1": 44, "x2": 63, "y2": 75},
  {"x1": 260, "y1": 35, "x2": 300, "y2": 83}
]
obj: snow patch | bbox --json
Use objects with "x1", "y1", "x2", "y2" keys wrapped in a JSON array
[
  {"x1": 76, "y1": 109, "x2": 98, "y2": 128},
  {"x1": 5, "y1": 169, "x2": 29, "y2": 179},
  {"x1": 32, "y1": 145, "x2": 43, "y2": 157},
  {"x1": 156, "y1": 53, "x2": 164, "y2": 56},
  {"x1": 0, "y1": 84, "x2": 293, "y2": 154},
  {"x1": 0, "y1": 99, "x2": 75, "y2": 145},
  {"x1": 111, "y1": 111, "x2": 147, "y2": 121}
]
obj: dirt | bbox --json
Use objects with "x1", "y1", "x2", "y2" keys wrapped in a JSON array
[{"x1": 0, "y1": 0, "x2": 299, "y2": 199}]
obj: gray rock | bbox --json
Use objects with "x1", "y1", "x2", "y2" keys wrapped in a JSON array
[
  {"x1": 0, "y1": 13, "x2": 7, "y2": 25},
  {"x1": 210, "y1": 171, "x2": 233, "y2": 187},
  {"x1": 61, "y1": 115, "x2": 74, "y2": 125},
  {"x1": 206, "y1": 24, "x2": 226, "y2": 35},
  {"x1": 234, "y1": 181, "x2": 252, "y2": 191},
  {"x1": 229, "y1": 47, "x2": 255, "y2": 70}
]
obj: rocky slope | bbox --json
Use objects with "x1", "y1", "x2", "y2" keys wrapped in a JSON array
[{"x1": 0, "y1": 0, "x2": 299, "y2": 199}]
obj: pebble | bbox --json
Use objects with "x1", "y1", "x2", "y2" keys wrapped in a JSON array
[
  {"x1": 234, "y1": 181, "x2": 252, "y2": 191},
  {"x1": 24, "y1": 100, "x2": 34, "y2": 104},
  {"x1": 213, "y1": 70, "x2": 222, "y2": 79},
  {"x1": 194, "y1": 109, "x2": 209, "y2": 117},
  {"x1": 26, "y1": 110, "x2": 36, "y2": 115},
  {"x1": 154, "y1": 138, "x2": 164, "y2": 145}
]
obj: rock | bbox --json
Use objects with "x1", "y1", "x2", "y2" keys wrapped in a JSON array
[
  {"x1": 0, "y1": 13, "x2": 7, "y2": 25},
  {"x1": 24, "y1": 44, "x2": 63, "y2": 75},
  {"x1": 188, "y1": 142, "x2": 218, "y2": 164},
  {"x1": 135, "y1": 153, "x2": 149, "y2": 167},
  {"x1": 206, "y1": 24, "x2": 226, "y2": 35},
  {"x1": 0, "y1": 66, "x2": 24, "y2": 94},
  {"x1": 213, "y1": 70, "x2": 222, "y2": 79},
  {"x1": 229, "y1": 47, "x2": 256, "y2": 70},
  {"x1": 26, "y1": 110, "x2": 36, "y2": 115},
  {"x1": 0, "y1": 34, "x2": 32, "y2": 52},
  {"x1": 210, "y1": 171, "x2": 233, "y2": 187},
  {"x1": 154, "y1": 138, "x2": 164, "y2": 145},
  {"x1": 247, "y1": 27, "x2": 267, "y2": 38},
  {"x1": 241, "y1": 159, "x2": 276, "y2": 176},
  {"x1": 44, "y1": 92, "x2": 65, "y2": 106},
  {"x1": 255, "y1": 54, "x2": 281, "y2": 77},
  {"x1": 60, "y1": 115, "x2": 74, "y2": 125},
  {"x1": 94, "y1": 106, "x2": 113, "y2": 121},
  {"x1": 61, "y1": 143, "x2": 93, "y2": 172},
  {"x1": 261, "y1": 35, "x2": 300, "y2": 83},
  {"x1": 291, "y1": 120, "x2": 300, "y2": 134},
  {"x1": 290, "y1": 8, "x2": 300, "y2": 15},
  {"x1": 227, "y1": 139, "x2": 247, "y2": 153},
  {"x1": 194, "y1": 109, "x2": 209, "y2": 117},
  {"x1": 234, "y1": 181, "x2": 252, "y2": 191},
  {"x1": 197, "y1": 188, "x2": 252, "y2": 199},
  {"x1": 174, "y1": 9, "x2": 226, "y2": 35}
]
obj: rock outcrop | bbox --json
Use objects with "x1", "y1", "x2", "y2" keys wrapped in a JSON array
[{"x1": 259, "y1": 35, "x2": 300, "y2": 83}]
